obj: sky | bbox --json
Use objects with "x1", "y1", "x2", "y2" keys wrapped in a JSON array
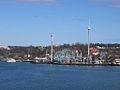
[{"x1": 0, "y1": 0, "x2": 120, "y2": 46}]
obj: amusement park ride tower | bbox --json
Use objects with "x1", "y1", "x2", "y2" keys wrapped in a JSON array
[
  {"x1": 51, "y1": 34, "x2": 54, "y2": 62},
  {"x1": 87, "y1": 22, "x2": 91, "y2": 64}
]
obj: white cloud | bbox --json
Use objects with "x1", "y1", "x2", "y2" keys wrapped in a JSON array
[{"x1": 90, "y1": 0, "x2": 120, "y2": 8}]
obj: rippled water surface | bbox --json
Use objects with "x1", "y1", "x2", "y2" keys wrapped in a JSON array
[{"x1": 0, "y1": 62, "x2": 120, "y2": 90}]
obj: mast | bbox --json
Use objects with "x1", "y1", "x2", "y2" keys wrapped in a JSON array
[{"x1": 51, "y1": 34, "x2": 54, "y2": 62}]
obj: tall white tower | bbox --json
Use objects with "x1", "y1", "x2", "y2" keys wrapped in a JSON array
[
  {"x1": 87, "y1": 22, "x2": 91, "y2": 64},
  {"x1": 51, "y1": 34, "x2": 54, "y2": 62}
]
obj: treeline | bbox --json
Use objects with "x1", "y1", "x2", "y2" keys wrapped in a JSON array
[{"x1": 0, "y1": 43, "x2": 119, "y2": 59}]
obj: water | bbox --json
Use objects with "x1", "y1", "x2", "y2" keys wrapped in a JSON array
[{"x1": 0, "y1": 62, "x2": 120, "y2": 90}]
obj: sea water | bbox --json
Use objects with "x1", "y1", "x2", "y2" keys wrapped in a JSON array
[{"x1": 0, "y1": 62, "x2": 120, "y2": 90}]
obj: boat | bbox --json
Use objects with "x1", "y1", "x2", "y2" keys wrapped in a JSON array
[
  {"x1": 31, "y1": 57, "x2": 48, "y2": 64},
  {"x1": 113, "y1": 59, "x2": 120, "y2": 65},
  {"x1": 7, "y1": 58, "x2": 16, "y2": 62},
  {"x1": 31, "y1": 59, "x2": 45, "y2": 64}
]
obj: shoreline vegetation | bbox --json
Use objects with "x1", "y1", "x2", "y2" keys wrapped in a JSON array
[{"x1": 0, "y1": 43, "x2": 120, "y2": 66}]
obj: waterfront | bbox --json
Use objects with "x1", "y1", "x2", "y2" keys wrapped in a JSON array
[{"x1": 0, "y1": 62, "x2": 120, "y2": 90}]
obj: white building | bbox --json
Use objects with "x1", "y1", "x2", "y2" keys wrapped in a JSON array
[{"x1": 0, "y1": 45, "x2": 10, "y2": 50}]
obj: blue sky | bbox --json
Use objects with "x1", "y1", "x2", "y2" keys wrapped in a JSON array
[{"x1": 0, "y1": 0, "x2": 120, "y2": 46}]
